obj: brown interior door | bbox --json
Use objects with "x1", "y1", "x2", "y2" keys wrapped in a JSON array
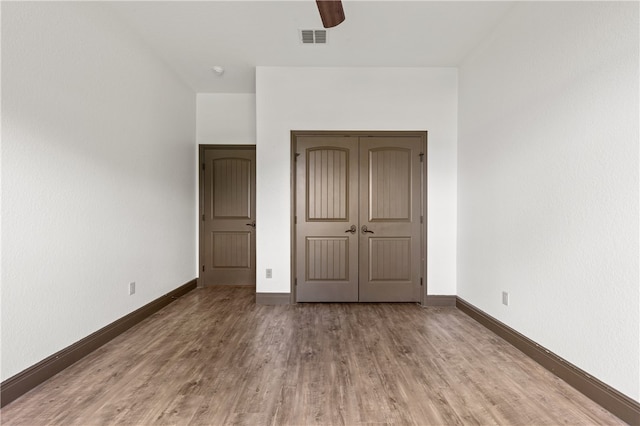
[
  {"x1": 295, "y1": 136, "x2": 359, "y2": 302},
  {"x1": 201, "y1": 147, "x2": 256, "y2": 286},
  {"x1": 295, "y1": 133, "x2": 424, "y2": 303},
  {"x1": 358, "y1": 137, "x2": 423, "y2": 302}
]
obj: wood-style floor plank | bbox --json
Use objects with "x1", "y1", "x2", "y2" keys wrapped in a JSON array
[{"x1": 0, "y1": 286, "x2": 624, "y2": 425}]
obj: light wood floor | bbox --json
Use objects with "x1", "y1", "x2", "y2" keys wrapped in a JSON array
[{"x1": 1, "y1": 286, "x2": 624, "y2": 425}]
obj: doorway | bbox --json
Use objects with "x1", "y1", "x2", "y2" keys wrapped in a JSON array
[
  {"x1": 292, "y1": 131, "x2": 426, "y2": 302},
  {"x1": 199, "y1": 145, "x2": 256, "y2": 286}
]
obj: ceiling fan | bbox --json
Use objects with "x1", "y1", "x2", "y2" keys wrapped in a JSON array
[{"x1": 316, "y1": 0, "x2": 345, "y2": 28}]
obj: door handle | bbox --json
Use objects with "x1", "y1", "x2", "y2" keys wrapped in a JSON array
[
  {"x1": 246, "y1": 221, "x2": 256, "y2": 229},
  {"x1": 345, "y1": 225, "x2": 357, "y2": 234},
  {"x1": 361, "y1": 225, "x2": 374, "y2": 234}
]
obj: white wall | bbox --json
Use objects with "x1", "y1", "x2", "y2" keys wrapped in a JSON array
[
  {"x1": 195, "y1": 93, "x2": 256, "y2": 264},
  {"x1": 196, "y1": 94, "x2": 256, "y2": 146},
  {"x1": 1, "y1": 2, "x2": 196, "y2": 381},
  {"x1": 256, "y1": 67, "x2": 458, "y2": 295},
  {"x1": 458, "y1": 2, "x2": 639, "y2": 400}
]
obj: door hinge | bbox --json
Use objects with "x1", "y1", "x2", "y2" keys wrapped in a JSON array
[
  {"x1": 420, "y1": 215, "x2": 423, "y2": 224},
  {"x1": 202, "y1": 214, "x2": 205, "y2": 221},
  {"x1": 420, "y1": 277, "x2": 423, "y2": 286},
  {"x1": 295, "y1": 278, "x2": 298, "y2": 287},
  {"x1": 294, "y1": 216, "x2": 297, "y2": 224},
  {"x1": 419, "y1": 153, "x2": 425, "y2": 162},
  {"x1": 202, "y1": 265, "x2": 205, "y2": 272},
  {"x1": 202, "y1": 163, "x2": 205, "y2": 170}
]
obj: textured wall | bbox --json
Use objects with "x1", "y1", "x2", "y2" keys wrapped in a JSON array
[
  {"x1": 458, "y1": 2, "x2": 639, "y2": 399},
  {"x1": 256, "y1": 67, "x2": 458, "y2": 296},
  {"x1": 1, "y1": 3, "x2": 196, "y2": 381},
  {"x1": 196, "y1": 94, "x2": 256, "y2": 146},
  {"x1": 195, "y1": 93, "x2": 256, "y2": 268}
]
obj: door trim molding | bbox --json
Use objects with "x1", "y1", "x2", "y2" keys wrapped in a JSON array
[
  {"x1": 290, "y1": 131, "x2": 427, "y2": 303},
  {"x1": 198, "y1": 145, "x2": 257, "y2": 288},
  {"x1": 290, "y1": 139, "x2": 298, "y2": 304}
]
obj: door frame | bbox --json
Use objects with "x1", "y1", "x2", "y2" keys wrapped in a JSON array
[
  {"x1": 198, "y1": 144, "x2": 257, "y2": 288},
  {"x1": 290, "y1": 131, "x2": 428, "y2": 304}
]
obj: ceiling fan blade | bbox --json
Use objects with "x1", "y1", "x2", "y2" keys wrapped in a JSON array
[{"x1": 316, "y1": 0, "x2": 345, "y2": 28}]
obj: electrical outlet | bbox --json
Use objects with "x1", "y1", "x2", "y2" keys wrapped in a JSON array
[
  {"x1": 129, "y1": 282, "x2": 136, "y2": 295},
  {"x1": 266, "y1": 269, "x2": 272, "y2": 279},
  {"x1": 502, "y1": 291, "x2": 509, "y2": 306}
]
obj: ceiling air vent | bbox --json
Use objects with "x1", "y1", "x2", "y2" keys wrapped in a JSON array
[{"x1": 300, "y1": 29, "x2": 327, "y2": 44}]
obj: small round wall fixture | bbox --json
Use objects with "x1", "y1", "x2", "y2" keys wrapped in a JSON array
[{"x1": 211, "y1": 66, "x2": 225, "y2": 76}]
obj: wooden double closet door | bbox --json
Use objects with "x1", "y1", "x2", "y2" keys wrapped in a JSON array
[{"x1": 294, "y1": 132, "x2": 426, "y2": 303}]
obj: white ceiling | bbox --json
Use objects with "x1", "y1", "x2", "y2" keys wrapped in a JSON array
[{"x1": 109, "y1": 1, "x2": 515, "y2": 93}]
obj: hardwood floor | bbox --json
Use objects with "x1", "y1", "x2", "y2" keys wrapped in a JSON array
[{"x1": 1, "y1": 286, "x2": 624, "y2": 425}]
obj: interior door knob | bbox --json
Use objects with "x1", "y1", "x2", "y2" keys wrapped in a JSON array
[
  {"x1": 246, "y1": 221, "x2": 256, "y2": 229},
  {"x1": 345, "y1": 225, "x2": 357, "y2": 234},
  {"x1": 361, "y1": 225, "x2": 374, "y2": 234}
]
